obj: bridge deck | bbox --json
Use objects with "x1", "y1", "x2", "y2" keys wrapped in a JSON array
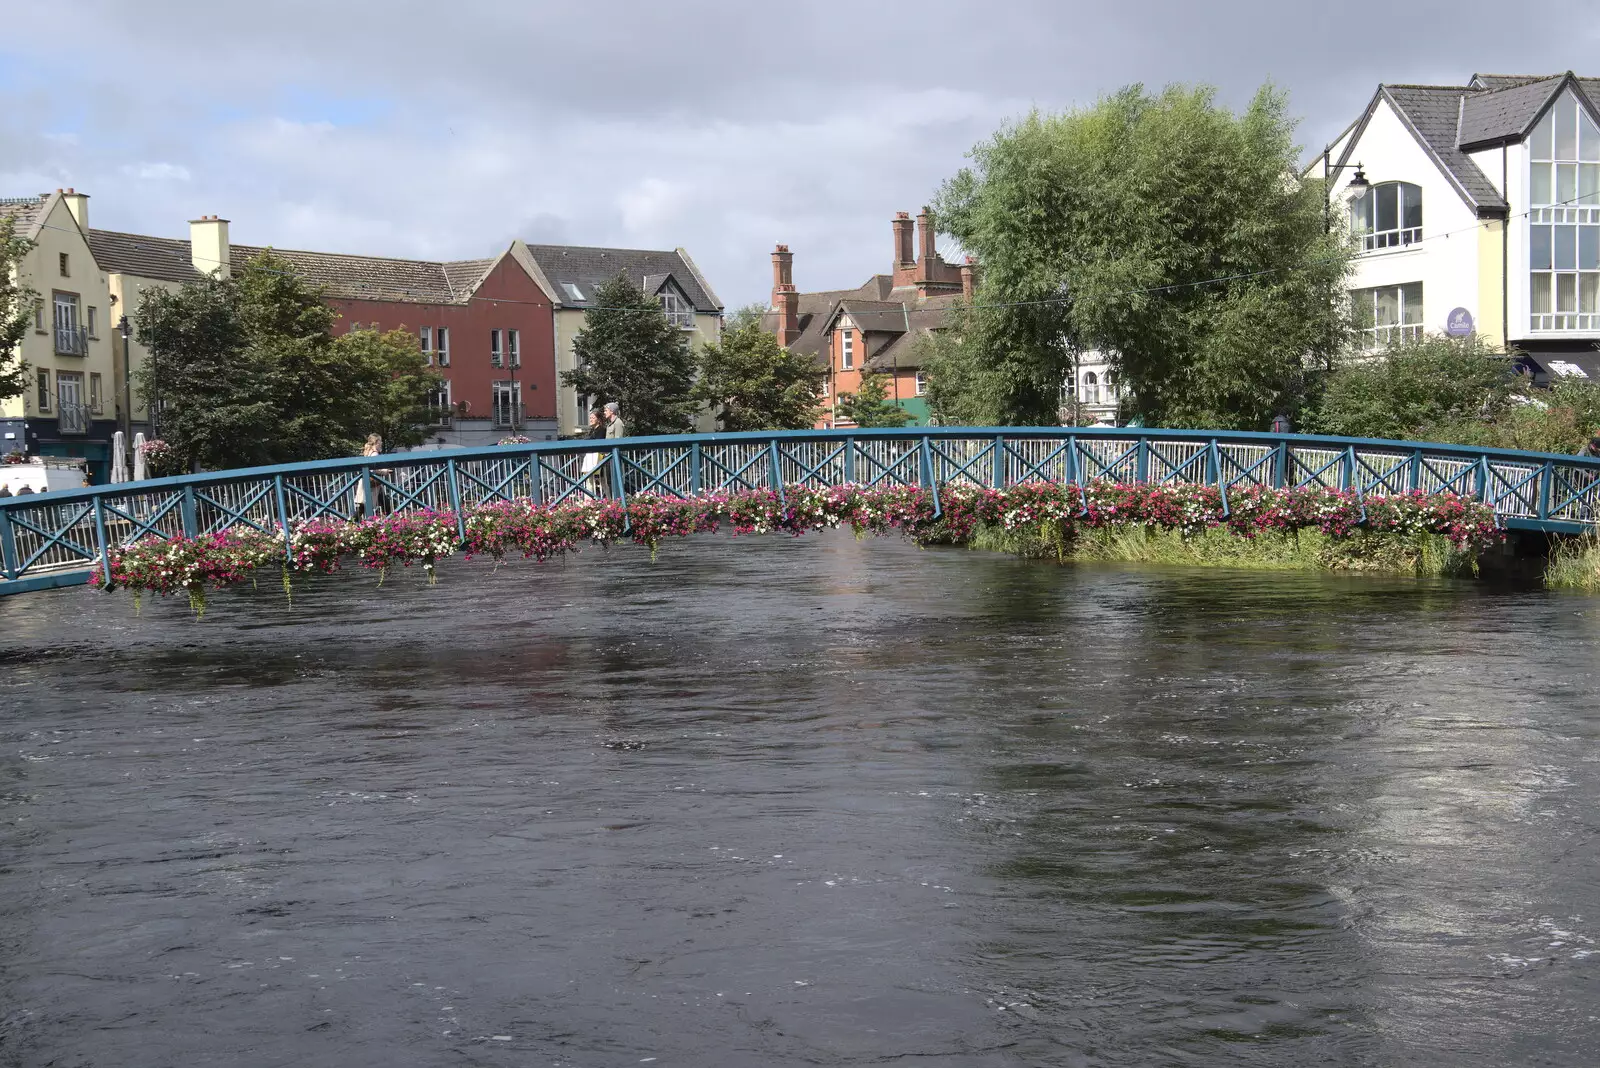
[{"x1": 3, "y1": 428, "x2": 1596, "y2": 596}]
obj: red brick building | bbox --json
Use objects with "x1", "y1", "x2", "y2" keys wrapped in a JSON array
[
  {"x1": 88, "y1": 227, "x2": 560, "y2": 444},
  {"x1": 763, "y1": 208, "x2": 973, "y2": 427}
]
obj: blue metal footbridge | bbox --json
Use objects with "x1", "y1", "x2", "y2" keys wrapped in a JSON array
[{"x1": 2, "y1": 427, "x2": 1597, "y2": 596}]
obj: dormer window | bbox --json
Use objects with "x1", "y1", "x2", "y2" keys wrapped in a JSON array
[
  {"x1": 1350, "y1": 182, "x2": 1422, "y2": 251},
  {"x1": 659, "y1": 285, "x2": 695, "y2": 329},
  {"x1": 561, "y1": 282, "x2": 585, "y2": 302},
  {"x1": 1529, "y1": 92, "x2": 1600, "y2": 331}
]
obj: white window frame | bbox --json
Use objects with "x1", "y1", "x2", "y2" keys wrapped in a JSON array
[
  {"x1": 36, "y1": 368, "x2": 50, "y2": 411},
  {"x1": 87, "y1": 305, "x2": 97, "y2": 338},
  {"x1": 1083, "y1": 371, "x2": 1100, "y2": 405},
  {"x1": 490, "y1": 328, "x2": 504, "y2": 368},
  {"x1": 89, "y1": 371, "x2": 103, "y2": 414},
  {"x1": 420, "y1": 326, "x2": 434, "y2": 365},
  {"x1": 1350, "y1": 182, "x2": 1423, "y2": 252},
  {"x1": 914, "y1": 370, "x2": 928, "y2": 396},
  {"x1": 659, "y1": 287, "x2": 696, "y2": 330},
  {"x1": 508, "y1": 328, "x2": 520, "y2": 369},
  {"x1": 1352, "y1": 282, "x2": 1425, "y2": 348},
  {"x1": 1529, "y1": 92, "x2": 1600, "y2": 332},
  {"x1": 427, "y1": 379, "x2": 452, "y2": 423},
  {"x1": 436, "y1": 326, "x2": 450, "y2": 367},
  {"x1": 841, "y1": 329, "x2": 854, "y2": 370},
  {"x1": 492, "y1": 379, "x2": 522, "y2": 428}
]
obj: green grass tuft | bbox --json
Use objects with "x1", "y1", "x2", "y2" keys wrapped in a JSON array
[
  {"x1": 1545, "y1": 535, "x2": 1600, "y2": 592},
  {"x1": 956, "y1": 522, "x2": 1480, "y2": 577}
]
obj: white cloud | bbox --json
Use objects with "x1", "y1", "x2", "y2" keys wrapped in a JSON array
[{"x1": 121, "y1": 162, "x2": 192, "y2": 182}]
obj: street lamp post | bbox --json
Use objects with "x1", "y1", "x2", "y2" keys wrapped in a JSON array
[
  {"x1": 116, "y1": 315, "x2": 133, "y2": 443},
  {"x1": 1322, "y1": 148, "x2": 1370, "y2": 232}
]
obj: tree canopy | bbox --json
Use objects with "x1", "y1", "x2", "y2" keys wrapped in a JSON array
[
  {"x1": 693, "y1": 305, "x2": 821, "y2": 431},
  {"x1": 0, "y1": 215, "x2": 37, "y2": 405},
  {"x1": 562, "y1": 274, "x2": 697, "y2": 436},
  {"x1": 135, "y1": 252, "x2": 440, "y2": 470},
  {"x1": 931, "y1": 82, "x2": 1351, "y2": 429},
  {"x1": 836, "y1": 372, "x2": 913, "y2": 428}
]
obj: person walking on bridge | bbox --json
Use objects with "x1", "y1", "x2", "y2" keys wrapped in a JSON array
[
  {"x1": 579, "y1": 406, "x2": 610, "y2": 497},
  {"x1": 604, "y1": 401, "x2": 625, "y2": 441}
]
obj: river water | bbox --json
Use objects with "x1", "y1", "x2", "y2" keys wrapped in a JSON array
[{"x1": 2, "y1": 533, "x2": 1598, "y2": 1067}]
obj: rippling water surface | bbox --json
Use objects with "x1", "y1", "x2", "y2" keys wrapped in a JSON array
[{"x1": 3, "y1": 533, "x2": 1599, "y2": 1067}]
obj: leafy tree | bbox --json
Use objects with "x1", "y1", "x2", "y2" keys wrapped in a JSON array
[
  {"x1": 694, "y1": 307, "x2": 821, "y2": 431},
  {"x1": 933, "y1": 82, "x2": 1352, "y2": 429},
  {"x1": 0, "y1": 215, "x2": 38, "y2": 404},
  {"x1": 1305, "y1": 334, "x2": 1510, "y2": 441},
  {"x1": 836, "y1": 372, "x2": 913, "y2": 428},
  {"x1": 562, "y1": 274, "x2": 696, "y2": 435},
  {"x1": 336, "y1": 326, "x2": 444, "y2": 449},
  {"x1": 135, "y1": 252, "x2": 432, "y2": 470}
]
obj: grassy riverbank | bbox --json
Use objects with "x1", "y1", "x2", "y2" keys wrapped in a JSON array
[
  {"x1": 1545, "y1": 536, "x2": 1600, "y2": 592},
  {"x1": 953, "y1": 522, "x2": 1481, "y2": 577}
]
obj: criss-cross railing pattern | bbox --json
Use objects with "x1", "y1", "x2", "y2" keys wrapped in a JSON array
[{"x1": 4, "y1": 428, "x2": 1598, "y2": 595}]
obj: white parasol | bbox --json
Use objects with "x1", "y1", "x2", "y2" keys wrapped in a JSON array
[
  {"x1": 132, "y1": 432, "x2": 147, "y2": 481},
  {"x1": 110, "y1": 430, "x2": 128, "y2": 483}
]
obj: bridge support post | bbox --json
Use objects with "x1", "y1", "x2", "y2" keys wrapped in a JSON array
[
  {"x1": 1274, "y1": 442, "x2": 1288, "y2": 488},
  {"x1": 181, "y1": 486, "x2": 199, "y2": 537},
  {"x1": 609, "y1": 448, "x2": 627, "y2": 505},
  {"x1": 1409, "y1": 449, "x2": 1422, "y2": 492},
  {"x1": 93, "y1": 497, "x2": 111, "y2": 588},
  {"x1": 844, "y1": 438, "x2": 855, "y2": 484},
  {"x1": 918, "y1": 435, "x2": 940, "y2": 517},
  {"x1": 767, "y1": 441, "x2": 784, "y2": 503},
  {"x1": 690, "y1": 442, "x2": 702, "y2": 495},
  {"x1": 445, "y1": 459, "x2": 466, "y2": 540},
  {"x1": 273, "y1": 475, "x2": 293, "y2": 567},
  {"x1": 1136, "y1": 437, "x2": 1149, "y2": 485},
  {"x1": 1539, "y1": 462, "x2": 1553, "y2": 521},
  {"x1": 991, "y1": 435, "x2": 1006, "y2": 488},
  {"x1": 0, "y1": 508, "x2": 18, "y2": 579}
]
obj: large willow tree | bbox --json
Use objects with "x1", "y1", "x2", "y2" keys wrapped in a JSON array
[{"x1": 930, "y1": 83, "x2": 1352, "y2": 429}]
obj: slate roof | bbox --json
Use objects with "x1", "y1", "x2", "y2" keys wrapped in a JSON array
[
  {"x1": 88, "y1": 228, "x2": 500, "y2": 303},
  {"x1": 1458, "y1": 76, "x2": 1564, "y2": 147},
  {"x1": 1341, "y1": 73, "x2": 1600, "y2": 215},
  {"x1": 87, "y1": 230, "x2": 202, "y2": 283},
  {"x1": 762, "y1": 275, "x2": 959, "y2": 371},
  {"x1": 522, "y1": 244, "x2": 720, "y2": 312},
  {"x1": 0, "y1": 194, "x2": 50, "y2": 237}
]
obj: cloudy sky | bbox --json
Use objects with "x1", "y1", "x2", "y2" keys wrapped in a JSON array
[{"x1": 1, "y1": 1, "x2": 1589, "y2": 310}]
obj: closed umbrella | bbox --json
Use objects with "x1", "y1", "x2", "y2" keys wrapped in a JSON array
[
  {"x1": 110, "y1": 431, "x2": 128, "y2": 483},
  {"x1": 132, "y1": 432, "x2": 147, "y2": 481}
]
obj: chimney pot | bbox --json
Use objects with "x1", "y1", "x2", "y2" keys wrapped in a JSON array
[
  {"x1": 892, "y1": 211, "x2": 915, "y2": 267},
  {"x1": 66, "y1": 187, "x2": 74, "y2": 194}
]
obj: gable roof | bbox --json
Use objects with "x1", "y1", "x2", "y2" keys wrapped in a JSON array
[
  {"x1": 1335, "y1": 73, "x2": 1600, "y2": 215},
  {"x1": 522, "y1": 244, "x2": 721, "y2": 312},
  {"x1": 0, "y1": 194, "x2": 52, "y2": 240}
]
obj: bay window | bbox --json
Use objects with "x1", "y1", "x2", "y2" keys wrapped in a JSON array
[{"x1": 1529, "y1": 92, "x2": 1600, "y2": 331}]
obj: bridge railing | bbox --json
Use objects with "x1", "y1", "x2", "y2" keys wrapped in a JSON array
[{"x1": 3, "y1": 427, "x2": 1598, "y2": 594}]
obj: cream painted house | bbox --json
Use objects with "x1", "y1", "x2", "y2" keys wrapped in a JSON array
[
  {"x1": 1317, "y1": 72, "x2": 1600, "y2": 381},
  {"x1": 515, "y1": 243, "x2": 723, "y2": 435},
  {"x1": 0, "y1": 189, "x2": 121, "y2": 480}
]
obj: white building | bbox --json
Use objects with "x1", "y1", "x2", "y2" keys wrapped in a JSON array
[{"x1": 1317, "y1": 72, "x2": 1600, "y2": 382}]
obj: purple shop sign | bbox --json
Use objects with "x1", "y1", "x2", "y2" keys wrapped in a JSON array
[{"x1": 1445, "y1": 307, "x2": 1474, "y2": 337}]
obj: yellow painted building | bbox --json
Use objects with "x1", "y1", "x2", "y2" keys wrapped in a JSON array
[{"x1": 1, "y1": 190, "x2": 121, "y2": 479}]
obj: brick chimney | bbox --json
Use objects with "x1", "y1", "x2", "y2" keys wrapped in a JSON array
[
  {"x1": 60, "y1": 188, "x2": 89, "y2": 230},
  {"x1": 771, "y1": 244, "x2": 800, "y2": 347},
  {"x1": 892, "y1": 211, "x2": 914, "y2": 267},
  {"x1": 916, "y1": 206, "x2": 937, "y2": 270},
  {"x1": 960, "y1": 256, "x2": 977, "y2": 300},
  {"x1": 189, "y1": 215, "x2": 231, "y2": 278}
]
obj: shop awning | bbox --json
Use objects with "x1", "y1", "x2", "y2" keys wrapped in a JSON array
[{"x1": 1514, "y1": 350, "x2": 1600, "y2": 387}]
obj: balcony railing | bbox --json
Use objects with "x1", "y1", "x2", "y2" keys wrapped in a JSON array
[
  {"x1": 55, "y1": 325, "x2": 88, "y2": 356},
  {"x1": 56, "y1": 401, "x2": 90, "y2": 435}
]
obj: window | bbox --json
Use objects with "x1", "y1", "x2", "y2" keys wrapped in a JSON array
[
  {"x1": 33, "y1": 302, "x2": 43, "y2": 332},
  {"x1": 436, "y1": 327, "x2": 450, "y2": 367},
  {"x1": 562, "y1": 282, "x2": 585, "y2": 302},
  {"x1": 1083, "y1": 371, "x2": 1100, "y2": 405},
  {"x1": 1350, "y1": 182, "x2": 1423, "y2": 251},
  {"x1": 89, "y1": 372, "x2": 103, "y2": 414},
  {"x1": 659, "y1": 288, "x2": 695, "y2": 329},
  {"x1": 820, "y1": 378, "x2": 830, "y2": 397},
  {"x1": 914, "y1": 371, "x2": 928, "y2": 396},
  {"x1": 420, "y1": 326, "x2": 433, "y2": 364},
  {"x1": 1352, "y1": 282, "x2": 1425, "y2": 347},
  {"x1": 56, "y1": 371, "x2": 86, "y2": 434},
  {"x1": 1529, "y1": 93, "x2": 1600, "y2": 331},
  {"x1": 492, "y1": 380, "x2": 521, "y2": 428},
  {"x1": 59, "y1": 252, "x2": 69, "y2": 277},
  {"x1": 508, "y1": 328, "x2": 520, "y2": 369},
  {"x1": 87, "y1": 306, "x2": 97, "y2": 338},
  {"x1": 490, "y1": 328, "x2": 504, "y2": 368},
  {"x1": 427, "y1": 379, "x2": 451, "y2": 423},
  {"x1": 841, "y1": 329, "x2": 854, "y2": 370},
  {"x1": 36, "y1": 368, "x2": 50, "y2": 411},
  {"x1": 53, "y1": 293, "x2": 85, "y2": 355}
]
